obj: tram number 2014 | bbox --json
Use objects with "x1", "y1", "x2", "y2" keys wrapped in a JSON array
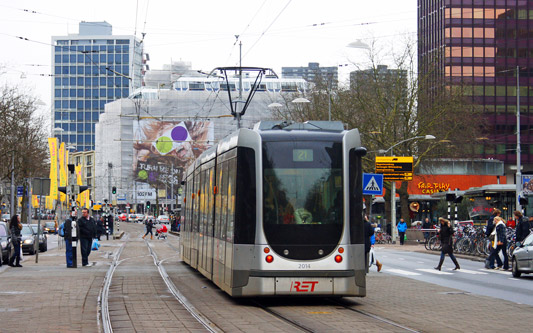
[{"x1": 298, "y1": 264, "x2": 311, "y2": 269}]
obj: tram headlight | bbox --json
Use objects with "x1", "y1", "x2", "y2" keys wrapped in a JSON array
[
  {"x1": 265, "y1": 255, "x2": 274, "y2": 263},
  {"x1": 334, "y1": 255, "x2": 343, "y2": 263}
]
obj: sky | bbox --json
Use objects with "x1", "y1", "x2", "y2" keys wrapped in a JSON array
[{"x1": 0, "y1": 0, "x2": 417, "y2": 122}]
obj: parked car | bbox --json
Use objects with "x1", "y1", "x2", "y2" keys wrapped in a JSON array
[
  {"x1": 128, "y1": 214, "x2": 137, "y2": 222},
  {"x1": 30, "y1": 224, "x2": 48, "y2": 252},
  {"x1": 0, "y1": 221, "x2": 12, "y2": 264},
  {"x1": 43, "y1": 221, "x2": 57, "y2": 234},
  {"x1": 1, "y1": 214, "x2": 10, "y2": 222},
  {"x1": 512, "y1": 233, "x2": 533, "y2": 278},
  {"x1": 20, "y1": 225, "x2": 38, "y2": 255},
  {"x1": 157, "y1": 215, "x2": 170, "y2": 224}
]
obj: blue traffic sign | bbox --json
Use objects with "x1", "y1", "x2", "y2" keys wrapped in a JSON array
[
  {"x1": 17, "y1": 186, "x2": 24, "y2": 197},
  {"x1": 362, "y1": 173, "x2": 383, "y2": 195}
]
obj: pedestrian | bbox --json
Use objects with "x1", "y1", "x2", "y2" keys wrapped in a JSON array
[
  {"x1": 434, "y1": 217, "x2": 460, "y2": 271},
  {"x1": 64, "y1": 211, "x2": 76, "y2": 268},
  {"x1": 143, "y1": 219, "x2": 154, "y2": 239},
  {"x1": 422, "y1": 217, "x2": 432, "y2": 243},
  {"x1": 484, "y1": 209, "x2": 503, "y2": 269},
  {"x1": 514, "y1": 211, "x2": 530, "y2": 244},
  {"x1": 107, "y1": 214, "x2": 114, "y2": 235},
  {"x1": 8, "y1": 214, "x2": 23, "y2": 267},
  {"x1": 363, "y1": 215, "x2": 374, "y2": 273},
  {"x1": 96, "y1": 217, "x2": 105, "y2": 241},
  {"x1": 397, "y1": 218, "x2": 407, "y2": 245},
  {"x1": 78, "y1": 208, "x2": 96, "y2": 267},
  {"x1": 486, "y1": 216, "x2": 509, "y2": 270},
  {"x1": 369, "y1": 226, "x2": 383, "y2": 272},
  {"x1": 386, "y1": 222, "x2": 391, "y2": 236}
]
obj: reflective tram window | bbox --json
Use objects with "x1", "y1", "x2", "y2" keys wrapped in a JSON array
[{"x1": 262, "y1": 140, "x2": 343, "y2": 260}]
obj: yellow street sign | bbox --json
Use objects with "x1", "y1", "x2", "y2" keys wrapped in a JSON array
[{"x1": 375, "y1": 156, "x2": 414, "y2": 181}]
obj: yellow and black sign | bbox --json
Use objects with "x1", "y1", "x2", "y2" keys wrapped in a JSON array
[{"x1": 375, "y1": 156, "x2": 414, "y2": 181}]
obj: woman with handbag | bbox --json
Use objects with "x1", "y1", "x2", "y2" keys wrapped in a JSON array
[{"x1": 434, "y1": 217, "x2": 460, "y2": 271}]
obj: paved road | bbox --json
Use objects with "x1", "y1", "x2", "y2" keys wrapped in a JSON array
[{"x1": 377, "y1": 247, "x2": 533, "y2": 306}]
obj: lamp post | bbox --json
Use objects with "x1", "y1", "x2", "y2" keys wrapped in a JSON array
[
  {"x1": 379, "y1": 135, "x2": 436, "y2": 243},
  {"x1": 516, "y1": 65, "x2": 522, "y2": 212}
]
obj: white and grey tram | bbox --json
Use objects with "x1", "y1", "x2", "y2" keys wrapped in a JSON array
[{"x1": 181, "y1": 121, "x2": 367, "y2": 297}]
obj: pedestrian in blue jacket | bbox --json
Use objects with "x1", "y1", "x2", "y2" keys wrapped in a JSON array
[{"x1": 397, "y1": 218, "x2": 407, "y2": 245}]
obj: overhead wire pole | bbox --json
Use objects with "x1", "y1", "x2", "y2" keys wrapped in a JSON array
[{"x1": 516, "y1": 65, "x2": 522, "y2": 212}]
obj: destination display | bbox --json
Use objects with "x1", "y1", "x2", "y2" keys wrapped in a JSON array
[{"x1": 375, "y1": 156, "x2": 414, "y2": 181}]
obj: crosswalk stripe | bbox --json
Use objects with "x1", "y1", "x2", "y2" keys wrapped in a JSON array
[
  {"x1": 386, "y1": 268, "x2": 422, "y2": 276},
  {"x1": 416, "y1": 268, "x2": 453, "y2": 275},
  {"x1": 479, "y1": 268, "x2": 510, "y2": 275},
  {"x1": 449, "y1": 269, "x2": 487, "y2": 275}
]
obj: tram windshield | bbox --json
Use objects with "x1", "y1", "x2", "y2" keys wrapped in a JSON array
[{"x1": 262, "y1": 140, "x2": 343, "y2": 259}]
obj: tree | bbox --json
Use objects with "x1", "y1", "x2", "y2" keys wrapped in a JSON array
[
  {"x1": 271, "y1": 39, "x2": 485, "y2": 224},
  {"x1": 0, "y1": 85, "x2": 49, "y2": 222}
]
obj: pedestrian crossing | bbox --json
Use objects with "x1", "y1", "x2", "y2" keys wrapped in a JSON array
[{"x1": 383, "y1": 266, "x2": 510, "y2": 277}]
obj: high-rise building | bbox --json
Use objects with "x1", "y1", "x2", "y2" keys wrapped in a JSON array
[
  {"x1": 282, "y1": 62, "x2": 338, "y2": 89},
  {"x1": 51, "y1": 21, "x2": 143, "y2": 151},
  {"x1": 418, "y1": 1, "x2": 533, "y2": 167}
]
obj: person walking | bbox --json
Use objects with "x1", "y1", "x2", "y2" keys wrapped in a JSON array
[
  {"x1": 8, "y1": 214, "x2": 23, "y2": 267},
  {"x1": 487, "y1": 216, "x2": 509, "y2": 270},
  {"x1": 484, "y1": 209, "x2": 503, "y2": 269},
  {"x1": 363, "y1": 216, "x2": 375, "y2": 273},
  {"x1": 422, "y1": 217, "x2": 432, "y2": 243},
  {"x1": 78, "y1": 208, "x2": 96, "y2": 267},
  {"x1": 96, "y1": 217, "x2": 105, "y2": 241},
  {"x1": 143, "y1": 219, "x2": 154, "y2": 239},
  {"x1": 514, "y1": 210, "x2": 530, "y2": 244},
  {"x1": 397, "y1": 218, "x2": 407, "y2": 245},
  {"x1": 434, "y1": 217, "x2": 460, "y2": 271}
]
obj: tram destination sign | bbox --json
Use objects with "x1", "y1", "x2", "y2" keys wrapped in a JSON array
[{"x1": 375, "y1": 156, "x2": 414, "y2": 181}]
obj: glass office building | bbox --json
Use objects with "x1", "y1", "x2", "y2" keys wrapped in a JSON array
[
  {"x1": 52, "y1": 21, "x2": 142, "y2": 151},
  {"x1": 419, "y1": 0, "x2": 533, "y2": 165}
]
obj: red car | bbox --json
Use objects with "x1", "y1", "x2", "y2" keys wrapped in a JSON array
[{"x1": 119, "y1": 213, "x2": 128, "y2": 222}]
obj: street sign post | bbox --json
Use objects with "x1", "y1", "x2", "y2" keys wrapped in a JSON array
[{"x1": 375, "y1": 156, "x2": 414, "y2": 181}]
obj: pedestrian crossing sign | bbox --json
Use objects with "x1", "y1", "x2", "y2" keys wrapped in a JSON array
[{"x1": 363, "y1": 173, "x2": 383, "y2": 195}]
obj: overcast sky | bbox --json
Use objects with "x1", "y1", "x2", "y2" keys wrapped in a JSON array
[{"x1": 0, "y1": 0, "x2": 416, "y2": 116}]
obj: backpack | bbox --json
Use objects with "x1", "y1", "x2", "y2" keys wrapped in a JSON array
[{"x1": 58, "y1": 222, "x2": 65, "y2": 237}]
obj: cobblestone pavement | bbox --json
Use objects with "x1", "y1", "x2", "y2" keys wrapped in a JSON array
[{"x1": 0, "y1": 226, "x2": 531, "y2": 332}]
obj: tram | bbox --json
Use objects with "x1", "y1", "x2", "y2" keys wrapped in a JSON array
[{"x1": 180, "y1": 121, "x2": 367, "y2": 297}]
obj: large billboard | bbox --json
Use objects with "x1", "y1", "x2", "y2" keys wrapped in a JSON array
[{"x1": 133, "y1": 120, "x2": 213, "y2": 190}]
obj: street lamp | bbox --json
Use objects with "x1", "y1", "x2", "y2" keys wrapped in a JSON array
[{"x1": 379, "y1": 134, "x2": 436, "y2": 243}]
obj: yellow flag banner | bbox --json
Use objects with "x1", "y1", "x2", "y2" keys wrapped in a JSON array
[
  {"x1": 46, "y1": 196, "x2": 54, "y2": 210},
  {"x1": 75, "y1": 164, "x2": 84, "y2": 207},
  {"x1": 59, "y1": 142, "x2": 66, "y2": 202},
  {"x1": 32, "y1": 195, "x2": 39, "y2": 208},
  {"x1": 48, "y1": 138, "x2": 58, "y2": 200}
]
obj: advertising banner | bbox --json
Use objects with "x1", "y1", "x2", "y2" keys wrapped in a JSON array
[
  {"x1": 59, "y1": 142, "x2": 67, "y2": 202},
  {"x1": 48, "y1": 138, "x2": 58, "y2": 200},
  {"x1": 133, "y1": 120, "x2": 213, "y2": 190}
]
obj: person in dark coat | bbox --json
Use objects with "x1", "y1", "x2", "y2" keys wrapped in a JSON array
[
  {"x1": 96, "y1": 217, "x2": 105, "y2": 241},
  {"x1": 434, "y1": 217, "x2": 460, "y2": 271},
  {"x1": 484, "y1": 208, "x2": 503, "y2": 269},
  {"x1": 514, "y1": 210, "x2": 530, "y2": 243},
  {"x1": 143, "y1": 219, "x2": 154, "y2": 239},
  {"x1": 422, "y1": 217, "x2": 432, "y2": 243},
  {"x1": 363, "y1": 215, "x2": 374, "y2": 273},
  {"x1": 78, "y1": 208, "x2": 96, "y2": 266},
  {"x1": 8, "y1": 214, "x2": 23, "y2": 267}
]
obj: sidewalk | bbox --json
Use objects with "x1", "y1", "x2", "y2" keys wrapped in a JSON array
[{"x1": 0, "y1": 237, "x2": 115, "y2": 332}]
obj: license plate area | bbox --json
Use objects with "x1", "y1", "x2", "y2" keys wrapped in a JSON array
[{"x1": 275, "y1": 277, "x2": 333, "y2": 295}]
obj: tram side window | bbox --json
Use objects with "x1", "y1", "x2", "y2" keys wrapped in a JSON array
[
  {"x1": 207, "y1": 167, "x2": 214, "y2": 233},
  {"x1": 215, "y1": 165, "x2": 223, "y2": 239},
  {"x1": 220, "y1": 161, "x2": 229, "y2": 240},
  {"x1": 226, "y1": 158, "x2": 237, "y2": 243},
  {"x1": 193, "y1": 170, "x2": 201, "y2": 232}
]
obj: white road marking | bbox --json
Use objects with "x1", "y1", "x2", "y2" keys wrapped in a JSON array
[
  {"x1": 386, "y1": 269, "x2": 422, "y2": 276},
  {"x1": 397, "y1": 257, "x2": 405, "y2": 260},
  {"x1": 479, "y1": 268, "x2": 510, "y2": 275},
  {"x1": 416, "y1": 268, "x2": 453, "y2": 275},
  {"x1": 449, "y1": 269, "x2": 487, "y2": 275},
  {"x1": 417, "y1": 261, "x2": 425, "y2": 264}
]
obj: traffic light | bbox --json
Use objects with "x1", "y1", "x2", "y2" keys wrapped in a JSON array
[
  {"x1": 446, "y1": 193, "x2": 456, "y2": 202},
  {"x1": 112, "y1": 186, "x2": 116, "y2": 194},
  {"x1": 146, "y1": 201, "x2": 151, "y2": 210}
]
